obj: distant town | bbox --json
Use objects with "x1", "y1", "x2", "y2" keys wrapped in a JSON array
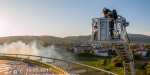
[{"x1": 52, "y1": 42, "x2": 150, "y2": 58}]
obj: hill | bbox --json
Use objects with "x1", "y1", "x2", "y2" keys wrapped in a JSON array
[
  {"x1": 0, "y1": 34, "x2": 150, "y2": 44},
  {"x1": 128, "y1": 34, "x2": 150, "y2": 43},
  {"x1": 64, "y1": 34, "x2": 150, "y2": 43},
  {"x1": 0, "y1": 36, "x2": 64, "y2": 44}
]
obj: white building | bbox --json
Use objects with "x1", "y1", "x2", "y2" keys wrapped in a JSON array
[
  {"x1": 73, "y1": 45, "x2": 111, "y2": 56},
  {"x1": 137, "y1": 50, "x2": 146, "y2": 57},
  {"x1": 135, "y1": 46, "x2": 148, "y2": 57},
  {"x1": 91, "y1": 44, "x2": 102, "y2": 48},
  {"x1": 93, "y1": 47, "x2": 109, "y2": 56},
  {"x1": 94, "y1": 50, "x2": 108, "y2": 56}
]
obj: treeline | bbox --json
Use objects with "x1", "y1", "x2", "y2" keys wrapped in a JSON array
[{"x1": 42, "y1": 41, "x2": 74, "y2": 47}]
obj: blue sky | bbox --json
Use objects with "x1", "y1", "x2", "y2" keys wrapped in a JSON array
[{"x1": 0, "y1": 0, "x2": 150, "y2": 37}]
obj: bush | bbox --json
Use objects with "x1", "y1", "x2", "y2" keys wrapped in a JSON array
[
  {"x1": 145, "y1": 61, "x2": 150, "y2": 74},
  {"x1": 113, "y1": 62, "x2": 123, "y2": 67},
  {"x1": 102, "y1": 58, "x2": 107, "y2": 65},
  {"x1": 89, "y1": 50, "x2": 94, "y2": 54},
  {"x1": 133, "y1": 52, "x2": 142, "y2": 60},
  {"x1": 146, "y1": 53, "x2": 149, "y2": 57},
  {"x1": 43, "y1": 42, "x2": 51, "y2": 47},
  {"x1": 111, "y1": 58, "x2": 117, "y2": 63},
  {"x1": 112, "y1": 50, "x2": 117, "y2": 55},
  {"x1": 108, "y1": 49, "x2": 112, "y2": 55},
  {"x1": 134, "y1": 69, "x2": 146, "y2": 75},
  {"x1": 111, "y1": 56, "x2": 123, "y2": 67},
  {"x1": 78, "y1": 52, "x2": 94, "y2": 57},
  {"x1": 108, "y1": 50, "x2": 117, "y2": 55},
  {"x1": 68, "y1": 48, "x2": 74, "y2": 53},
  {"x1": 78, "y1": 50, "x2": 94, "y2": 57},
  {"x1": 141, "y1": 63, "x2": 148, "y2": 69}
]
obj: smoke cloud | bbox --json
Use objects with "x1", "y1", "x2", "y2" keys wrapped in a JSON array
[{"x1": 0, "y1": 40, "x2": 62, "y2": 59}]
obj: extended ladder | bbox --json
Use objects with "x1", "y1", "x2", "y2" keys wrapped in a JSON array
[{"x1": 112, "y1": 42, "x2": 134, "y2": 75}]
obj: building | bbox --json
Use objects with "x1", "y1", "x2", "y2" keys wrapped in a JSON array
[
  {"x1": 93, "y1": 47, "x2": 108, "y2": 56},
  {"x1": 91, "y1": 44, "x2": 102, "y2": 48},
  {"x1": 73, "y1": 45, "x2": 93, "y2": 54},
  {"x1": 133, "y1": 46, "x2": 148, "y2": 57},
  {"x1": 130, "y1": 45, "x2": 139, "y2": 51},
  {"x1": 72, "y1": 42, "x2": 81, "y2": 47},
  {"x1": 73, "y1": 45, "x2": 110, "y2": 56}
]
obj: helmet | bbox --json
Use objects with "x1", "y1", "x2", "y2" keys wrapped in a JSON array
[{"x1": 102, "y1": 7, "x2": 106, "y2": 13}]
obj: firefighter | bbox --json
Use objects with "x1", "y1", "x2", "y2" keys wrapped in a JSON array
[
  {"x1": 102, "y1": 7, "x2": 118, "y2": 39},
  {"x1": 93, "y1": 24, "x2": 98, "y2": 40}
]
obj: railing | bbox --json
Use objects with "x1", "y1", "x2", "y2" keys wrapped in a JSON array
[
  {"x1": 0, "y1": 53, "x2": 118, "y2": 75},
  {"x1": 0, "y1": 55, "x2": 68, "y2": 75}
]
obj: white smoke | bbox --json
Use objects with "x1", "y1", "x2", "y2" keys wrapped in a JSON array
[
  {"x1": 38, "y1": 45, "x2": 62, "y2": 59},
  {"x1": 0, "y1": 40, "x2": 62, "y2": 59},
  {"x1": 0, "y1": 41, "x2": 37, "y2": 55}
]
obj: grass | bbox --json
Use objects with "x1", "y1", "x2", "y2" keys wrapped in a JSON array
[
  {"x1": 61, "y1": 51, "x2": 148, "y2": 75},
  {"x1": 73, "y1": 55, "x2": 124, "y2": 75},
  {"x1": 83, "y1": 58, "x2": 124, "y2": 75},
  {"x1": 74, "y1": 55, "x2": 101, "y2": 61}
]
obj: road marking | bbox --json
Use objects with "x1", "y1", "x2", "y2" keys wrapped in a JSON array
[{"x1": 0, "y1": 64, "x2": 10, "y2": 74}]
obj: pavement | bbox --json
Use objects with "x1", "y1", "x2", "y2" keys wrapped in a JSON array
[{"x1": 0, "y1": 59, "x2": 58, "y2": 75}]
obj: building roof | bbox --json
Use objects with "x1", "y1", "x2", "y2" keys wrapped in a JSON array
[{"x1": 135, "y1": 47, "x2": 147, "y2": 51}]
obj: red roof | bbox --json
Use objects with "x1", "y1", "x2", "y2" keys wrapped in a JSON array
[
  {"x1": 135, "y1": 48, "x2": 147, "y2": 51},
  {"x1": 130, "y1": 45, "x2": 140, "y2": 49}
]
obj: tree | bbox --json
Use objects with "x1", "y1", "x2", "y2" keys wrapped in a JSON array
[
  {"x1": 148, "y1": 49, "x2": 150, "y2": 55},
  {"x1": 141, "y1": 63, "x2": 147, "y2": 69},
  {"x1": 89, "y1": 50, "x2": 94, "y2": 54},
  {"x1": 108, "y1": 49, "x2": 113, "y2": 55},
  {"x1": 108, "y1": 49, "x2": 117, "y2": 55},
  {"x1": 111, "y1": 58, "x2": 117, "y2": 63},
  {"x1": 78, "y1": 50, "x2": 94, "y2": 57},
  {"x1": 145, "y1": 61, "x2": 150, "y2": 74},
  {"x1": 68, "y1": 48, "x2": 74, "y2": 53},
  {"x1": 111, "y1": 56, "x2": 123, "y2": 67},
  {"x1": 112, "y1": 50, "x2": 117, "y2": 55},
  {"x1": 133, "y1": 52, "x2": 142, "y2": 60},
  {"x1": 102, "y1": 58, "x2": 107, "y2": 65},
  {"x1": 146, "y1": 53, "x2": 149, "y2": 57},
  {"x1": 134, "y1": 69, "x2": 146, "y2": 75},
  {"x1": 43, "y1": 41, "x2": 51, "y2": 47}
]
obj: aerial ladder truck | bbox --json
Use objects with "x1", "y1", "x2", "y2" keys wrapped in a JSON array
[{"x1": 90, "y1": 15, "x2": 134, "y2": 75}]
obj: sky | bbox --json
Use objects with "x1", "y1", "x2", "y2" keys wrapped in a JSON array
[{"x1": 0, "y1": 0, "x2": 150, "y2": 38}]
